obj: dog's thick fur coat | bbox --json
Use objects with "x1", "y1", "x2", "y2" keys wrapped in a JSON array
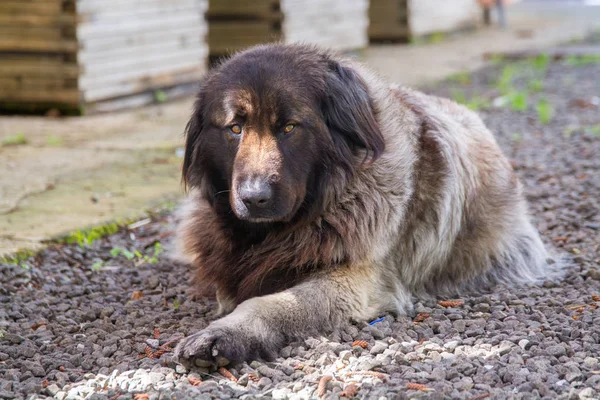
[{"x1": 174, "y1": 44, "x2": 552, "y2": 364}]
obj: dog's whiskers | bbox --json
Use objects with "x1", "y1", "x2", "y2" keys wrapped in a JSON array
[{"x1": 212, "y1": 190, "x2": 231, "y2": 201}]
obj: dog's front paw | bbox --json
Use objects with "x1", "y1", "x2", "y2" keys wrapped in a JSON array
[{"x1": 174, "y1": 326, "x2": 277, "y2": 367}]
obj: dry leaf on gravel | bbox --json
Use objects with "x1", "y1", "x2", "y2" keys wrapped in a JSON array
[
  {"x1": 143, "y1": 346, "x2": 154, "y2": 359},
  {"x1": 133, "y1": 395, "x2": 149, "y2": 400},
  {"x1": 152, "y1": 349, "x2": 165, "y2": 358},
  {"x1": 351, "y1": 340, "x2": 369, "y2": 348},
  {"x1": 188, "y1": 377, "x2": 203, "y2": 386},
  {"x1": 346, "y1": 371, "x2": 388, "y2": 381},
  {"x1": 317, "y1": 375, "x2": 333, "y2": 397},
  {"x1": 406, "y1": 382, "x2": 431, "y2": 391},
  {"x1": 153, "y1": 328, "x2": 160, "y2": 339},
  {"x1": 340, "y1": 383, "x2": 359, "y2": 397},
  {"x1": 131, "y1": 291, "x2": 143, "y2": 300},
  {"x1": 414, "y1": 312, "x2": 430, "y2": 323},
  {"x1": 218, "y1": 367, "x2": 238, "y2": 383},
  {"x1": 31, "y1": 321, "x2": 47, "y2": 331},
  {"x1": 467, "y1": 393, "x2": 491, "y2": 400},
  {"x1": 592, "y1": 294, "x2": 600, "y2": 302},
  {"x1": 438, "y1": 299, "x2": 464, "y2": 308},
  {"x1": 248, "y1": 373, "x2": 260, "y2": 382},
  {"x1": 567, "y1": 304, "x2": 586, "y2": 313}
]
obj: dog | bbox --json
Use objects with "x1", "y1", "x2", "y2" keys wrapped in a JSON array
[{"x1": 173, "y1": 43, "x2": 554, "y2": 365}]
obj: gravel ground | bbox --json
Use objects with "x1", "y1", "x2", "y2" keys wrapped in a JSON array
[{"x1": 2, "y1": 42, "x2": 600, "y2": 400}]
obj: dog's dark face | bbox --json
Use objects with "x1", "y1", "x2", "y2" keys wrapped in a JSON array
[{"x1": 183, "y1": 45, "x2": 384, "y2": 224}]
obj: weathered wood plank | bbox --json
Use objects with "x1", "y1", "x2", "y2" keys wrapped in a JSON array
[
  {"x1": 0, "y1": 1, "x2": 62, "y2": 15},
  {"x1": 0, "y1": 39, "x2": 78, "y2": 53},
  {"x1": 81, "y1": 50, "x2": 204, "y2": 80},
  {"x1": 82, "y1": 66, "x2": 204, "y2": 102},
  {"x1": 409, "y1": 0, "x2": 481, "y2": 36},
  {"x1": 0, "y1": 14, "x2": 77, "y2": 28},
  {"x1": 282, "y1": 0, "x2": 368, "y2": 51},
  {"x1": 0, "y1": 89, "x2": 80, "y2": 104},
  {"x1": 80, "y1": 57, "x2": 205, "y2": 89},
  {"x1": 76, "y1": 0, "x2": 204, "y2": 14},
  {"x1": 77, "y1": 13, "x2": 203, "y2": 40},
  {"x1": 0, "y1": 77, "x2": 76, "y2": 91},
  {"x1": 85, "y1": 82, "x2": 198, "y2": 114},
  {"x1": 79, "y1": 36, "x2": 206, "y2": 65},
  {"x1": 79, "y1": 4, "x2": 207, "y2": 22},
  {"x1": 79, "y1": 25, "x2": 205, "y2": 54},
  {"x1": 0, "y1": 27, "x2": 66, "y2": 42},
  {"x1": 0, "y1": 58, "x2": 80, "y2": 78},
  {"x1": 207, "y1": 0, "x2": 279, "y2": 19},
  {"x1": 209, "y1": 21, "x2": 281, "y2": 55}
]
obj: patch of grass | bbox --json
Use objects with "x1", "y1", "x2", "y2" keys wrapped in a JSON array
[
  {"x1": 410, "y1": 32, "x2": 446, "y2": 46},
  {"x1": 447, "y1": 71, "x2": 471, "y2": 85},
  {"x1": 562, "y1": 125, "x2": 600, "y2": 137},
  {"x1": 451, "y1": 90, "x2": 490, "y2": 111},
  {"x1": 46, "y1": 136, "x2": 64, "y2": 146},
  {"x1": 173, "y1": 298, "x2": 180, "y2": 310},
  {"x1": 489, "y1": 54, "x2": 506, "y2": 65},
  {"x1": 451, "y1": 89, "x2": 467, "y2": 105},
  {"x1": 536, "y1": 99, "x2": 553, "y2": 124},
  {"x1": 465, "y1": 96, "x2": 491, "y2": 111},
  {"x1": 0, "y1": 249, "x2": 36, "y2": 265},
  {"x1": 566, "y1": 54, "x2": 600, "y2": 66},
  {"x1": 530, "y1": 53, "x2": 550, "y2": 72},
  {"x1": 496, "y1": 65, "x2": 516, "y2": 94},
  {"x1": 110, "y1": 247, "x2": 136, "y2": 260},
  {"x1": 159, "y1": 200, "x2": 177, "y2": 213},
  {"x1": 585, "y1": 125, "x2": 600, "y2": 137},
  {"x1": 508, "y1": 91, "x2": 528, "y2": 112},
  {"x1": 92, "y1": 260, "x2": 104, "y2": 272},
  {"x1": 154, "y1": 90, "x2": 167, "y2": 103},
  {"x1": 512, "y1": 133, "x2": 522, "y2": 142},
  {"x1": 64, "y1": 222, "x2": 120, "y2": 247},
  {"x1": 528, "y1": 79, "x2": 544, "y2": 93},
  {"x1": 428, "y1": 32, "x2": 446, "y2": 44},
  {"x1": 1, "y1": 133, "x2": 28, "y2": 147},
  {"x1": 110, "y1": 242, "x2": 163, "y2": 265},
  {"x1": 563, "y1": 126, "x2": 577, "y2": 137}
]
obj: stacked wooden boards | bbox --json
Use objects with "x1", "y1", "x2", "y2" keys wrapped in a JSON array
[
  {"x1": 207, "y1": 0, "x2": 368, "y2": 58},
  {"x1": 0, "y1": 0, "x2": 208, "y2": 114},
  {"x1": 0, "y1": 0, "x2": 79, "y2": 112},
  {"x1": 369, "y1": 0, "x2": 482, "y2": 42}
]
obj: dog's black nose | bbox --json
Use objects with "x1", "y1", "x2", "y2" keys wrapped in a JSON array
[{"x1": 239, "y1": 180, "x2": 273, "y2": 210}]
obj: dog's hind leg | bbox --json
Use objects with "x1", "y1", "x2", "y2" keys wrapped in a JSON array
[{"x1": 174, "y1": 263, "x2": 402, "y2": 365}]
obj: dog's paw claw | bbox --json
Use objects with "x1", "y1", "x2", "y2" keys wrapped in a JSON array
[{"x1": 174, "y1": 330, "x2": 218, "y2": 366}]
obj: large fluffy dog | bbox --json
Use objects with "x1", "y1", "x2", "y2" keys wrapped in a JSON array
[{"x1": 174, "y1": 44, "x2": 553, "y2": 365}]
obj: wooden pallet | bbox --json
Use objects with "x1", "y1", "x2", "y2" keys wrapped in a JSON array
[
  {"x1": 207, "y1": 0, "x2": 368, "y2": 58},
  {"x1": 369, "y1": 0, "x2": 481, "y2": 43},
  {"x1": 0, "y1": 0, "x2": 208, "y2": 114}
]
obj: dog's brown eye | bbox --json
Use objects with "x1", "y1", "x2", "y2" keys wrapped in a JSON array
[
  {"x1": 229, "y1": 124, "x2": 242, "y2": 135},
  {"x1": 283, "y1": 124, "x2": 296, "y2": 134}
]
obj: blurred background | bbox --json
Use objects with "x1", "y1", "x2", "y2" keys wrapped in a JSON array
[{"x1": 0, "y1": 0, "x2": 599, "y2": 256}]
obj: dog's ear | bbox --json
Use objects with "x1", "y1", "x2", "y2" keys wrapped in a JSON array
[
  {"x1": 322, "y1": 61, "x2": 385, "y2": 163},
  {"x1": 182, "y1": 90, "x2": 205, "y2": 190}
]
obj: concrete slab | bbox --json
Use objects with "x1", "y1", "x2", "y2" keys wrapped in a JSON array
[{"x1": 1, "y1": 1, "x2": 599, "y2": 256}]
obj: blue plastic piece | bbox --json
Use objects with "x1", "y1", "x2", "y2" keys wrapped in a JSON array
[{"x1": 369, "y1": 317, "x2": 385, "y2": 325}]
